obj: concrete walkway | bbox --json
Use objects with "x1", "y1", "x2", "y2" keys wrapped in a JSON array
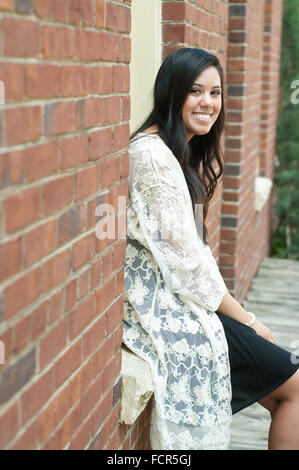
[{"x1": 228, "y1": 256, "x2": 299, "y2": 450}]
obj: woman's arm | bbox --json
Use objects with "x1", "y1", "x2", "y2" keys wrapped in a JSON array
[{"x1": 218, "y1": 291, "x2": 276, "y2": 344}]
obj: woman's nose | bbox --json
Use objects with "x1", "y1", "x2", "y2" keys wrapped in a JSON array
[{"x1": 200, "y1": 92, "x2": 213, "y2": 107}]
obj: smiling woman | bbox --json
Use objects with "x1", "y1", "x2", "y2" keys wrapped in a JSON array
[{"x1": 123, "y1": 47, "x2": 299, "y2": 451}]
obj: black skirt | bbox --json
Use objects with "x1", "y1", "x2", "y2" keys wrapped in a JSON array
[{"x1": 216, "y1": 312, "x2": 299, "y2": 415}]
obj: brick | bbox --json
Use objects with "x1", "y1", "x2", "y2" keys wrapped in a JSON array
[
  {"x1": 106, "y1": 296, "x2": 123, "y2": 334},
  {"x1": 93, "y1": 334, "x2": 113, "y2": 376},
  {"x1": 6, "y1": 105, "x2": 41, "y2": 145},
  {"x1": 16, "y1": 0, "x2": 33, "y2": 14},
  {"x1": 64, "y1": 278, "x2": 77, "y2": 312},
  {"x1": 25, "y1": 141, "x2": 59, "y2": 182},
  {"x1": 69, "y1": 0, "x2": 81, "y2": 23},
  {"x1": 163, "y1": 24, "x2": 186, "y2": 43},
  {"x1": 112, "y1": 65, "x2": 130, "y2": 92},
  {"x1": 0, "y1": 237, "x2": 22, "y2": 282},
  {"x1": 76, "y1": 29, "x2": 102, "y2": 60},
  {"x1": 90, "y1": 257, "x2": 101, "y2": 289},
  {"x1": 114, "y1": 323, "x2": 123, "y2": 352},
  {"x1": 121, "y1": 37, "x2": 131, "y2": 63},
  {"x1": 113, "y1": 123, "x2": 130, "y2": 152},
  {"x1": 163, "y1": 2, "x2": 186, "y2": 20},
  {"x1": 99, "y1": 32, "x2": 122, "y2": 62},
  {"x1": 38, "y1": 386, "x2": 69, "y2": 442},
  {"x1": 76, "y1": 165, "x2": 99, "y2": 201},
  {"x1": 61, "y1": 65, "x2": 87, "y2": 97},
  {"x1": 121, "y1": 95, "x2": 130, "y2": 121},
  {"x1": 104, "y1": 96, "x2": 121, "y2": 124},
  {"x1": 95, "y1": 0, "x2": 105, "y2": 27},
  {"x1": 39, "y1": 318, "x2": 67, "y2": 371},
  {"x1": 26, "y1": 64, "x2": 61, "y2": 99},
  {"x1": 69, "y1": 417, "x2": 91, "y2": 450},
  {"x1": 102, "y1": 249, "x2": 112, "y2": 283},
  {"x1": 0, "y1": 0, "x2": 13, "y2": 10},
  {"x1": 0, "y1": 347, "x2": 36, "y2": 405},
  {"x1": 10, "y1": 420, "x2": 37, "y2": 450},
  {"x1": 78, "y1": 269, "x2": 89, "y2": 299},
  {"x1": 21, "y1": 369, "x2": 53, "y2": 426},
  {"x1": 44, "y1": 175, "x2": 73, "y2": 215},
  {"x1": 229, "y1": 4, "x2": 246, "y2": 17},
  {"x1": 82, "y1": 314, "x2": 105, "y2": 359},
  {"x1": 113, "y1": 377, "x2": 122, "y2": 406},
  {"x1": 103, "y1": 350, "x2": 121, "y2": 392},
  {"x1": 88, "y1": 66, "x2": 113, "y2": 95},
  {"x1": 57, "y1": 205, "x2": 85, "y2": 246},
  {"x1": 4, "y1": 19, "x2": 40, "y2": 57},
  {"x1": 69, "y1": 294, "x2": 95, "y2": 340},
  {"x1": 116, "y1": 4, "x2": 130, "y2": 33},
  {"x1": 112, "y1": 240, "x2": 126, "y2": 271},
  {"x1": 39, "y1": 249, "x2": 70, "y2": 294},
  {"x1": 100, "y1": 156, "x2": 120, "y2": 188},
  {"x1": 55, "y1": 340, "x2": 82, "y2": 387},
  {"x1": 91, "y1": 390, "x2": 112, "y2": 436},
  {"x1": 34, "y1": 0, "x2": 51, "y2": 16},
  {"x1": 0, "y1": 62, "x2": 24, "y2": 101},
  {"x1": 31, "y1": 301, "x2": 48, "y2": 342},
  {"x1": 24, "y1": 219, "x2": 57, "y2": 267},
  {"x1": 90, "y1": 127, "x2": 113, "y2": 161},
  {"x1": 0, "y1": 150, "x2": 24, "y2": 190},
  {"x1": 0, "y1": 403, "x2": 18, "y2": 449},
  {"x1": 106, "y1": 1, "x2": 116, "y2": 30},
  {"x1": 61, "y1": 134, "x2": 89, "y2": 169},
  {"x1": 52, "y1": 0, "x2": 68, "y2": 21},
  {"x1": 42, "y1": 25, "x2": 74, "y2": 59},
  {"x1": 5, "y1": 186, "x2": 42, "y2": 233},
  {"x1": 72, "y1": 233, "x2": 95, "y2": 270},
  {"x1": 95, "y1": 276, "x2": 115, "y2": 313},
  {"x1": 44, "y1": 101, "x2": 76, "y2": 136},
  {"x1": 84, "y1": 97, "x2": 105, "y2": 128},
  {"x1": 12, "y1": 314, "x2": 31, "y2": 353},
  {"x1": 82, "y1": 0, "x2": 93, "y2": 25},
  {"x1": 49, "y1": 289, "x2": 63, "y2": 324}
]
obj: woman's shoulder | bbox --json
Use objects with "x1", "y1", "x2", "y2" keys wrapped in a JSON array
[{"x1": 129, "y1": 133, "x2": 172, "y2": 159}]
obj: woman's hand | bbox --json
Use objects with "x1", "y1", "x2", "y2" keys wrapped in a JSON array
[{"x1": 250, "y1": 319, "x2": 276, "y2": 344}]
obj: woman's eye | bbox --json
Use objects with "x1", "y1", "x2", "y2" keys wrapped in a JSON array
[{"x1": 190, "y1": 89, "x2": 221, "y2": 96}]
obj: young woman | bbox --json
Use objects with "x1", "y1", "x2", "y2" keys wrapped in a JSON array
[{"x1": 122, "y1": 48, "x2": 299, "y2": 450}]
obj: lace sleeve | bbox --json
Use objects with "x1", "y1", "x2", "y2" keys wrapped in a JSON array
[{"x1": 129, "y1": 140, "x2": 228, "y2": 312}]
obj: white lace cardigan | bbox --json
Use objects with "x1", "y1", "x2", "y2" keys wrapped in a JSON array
[{"x1": 122, "y1": 133, "x2": 232, "y2": 450}]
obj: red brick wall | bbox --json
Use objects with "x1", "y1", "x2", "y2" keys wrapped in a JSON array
[
  {"x1": 0, "y1": 0, "x2": 282, "y2": 451},
  {"x1": 222, "y1": 0, "x2": 283, "y2": 302},
  {"x1": 0, "y1": 0, "x2": 132, "y2": 450}
]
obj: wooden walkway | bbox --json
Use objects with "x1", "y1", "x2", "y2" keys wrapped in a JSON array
[{"x1": 228, "y1": 257, "x2": 299, "y2": 450}]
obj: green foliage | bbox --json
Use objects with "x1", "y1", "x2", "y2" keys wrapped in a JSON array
[{"x1": 271, "y1": 0, "x2": 299, "y2": 259}]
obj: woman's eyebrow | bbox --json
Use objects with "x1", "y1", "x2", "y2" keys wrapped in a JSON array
[{"x1": 193, "y1": 83, "x2": 221, "y2": 89}]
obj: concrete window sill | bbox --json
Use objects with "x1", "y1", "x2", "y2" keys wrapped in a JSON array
[
  {"x1": 119, "y1": 345, "x2": 154, "y2": 425},
  {"x1": 255, "y1": 177, "x2": 273, "y2": 212}
]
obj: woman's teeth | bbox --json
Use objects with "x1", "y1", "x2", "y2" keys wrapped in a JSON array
[{"x1": 193, "y1": 113, "x2": 211, "y2": 122}]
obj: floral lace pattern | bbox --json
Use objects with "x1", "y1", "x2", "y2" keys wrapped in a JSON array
[{"x1": 123, "y1": 133, "x2": 232, "y2": 450}]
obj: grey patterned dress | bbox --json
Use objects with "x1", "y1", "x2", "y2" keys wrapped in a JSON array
[{"x1": 123, "y1": 133, "x2": 232, "y2": 450}]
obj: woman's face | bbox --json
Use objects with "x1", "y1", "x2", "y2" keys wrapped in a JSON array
[{"x1": 182, "y1": 66, "x2": 222, "y2": 141}]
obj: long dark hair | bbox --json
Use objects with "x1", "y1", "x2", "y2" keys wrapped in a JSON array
[{"x1": 131, "y1": 48, "x2": 225, "y2": 244}]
